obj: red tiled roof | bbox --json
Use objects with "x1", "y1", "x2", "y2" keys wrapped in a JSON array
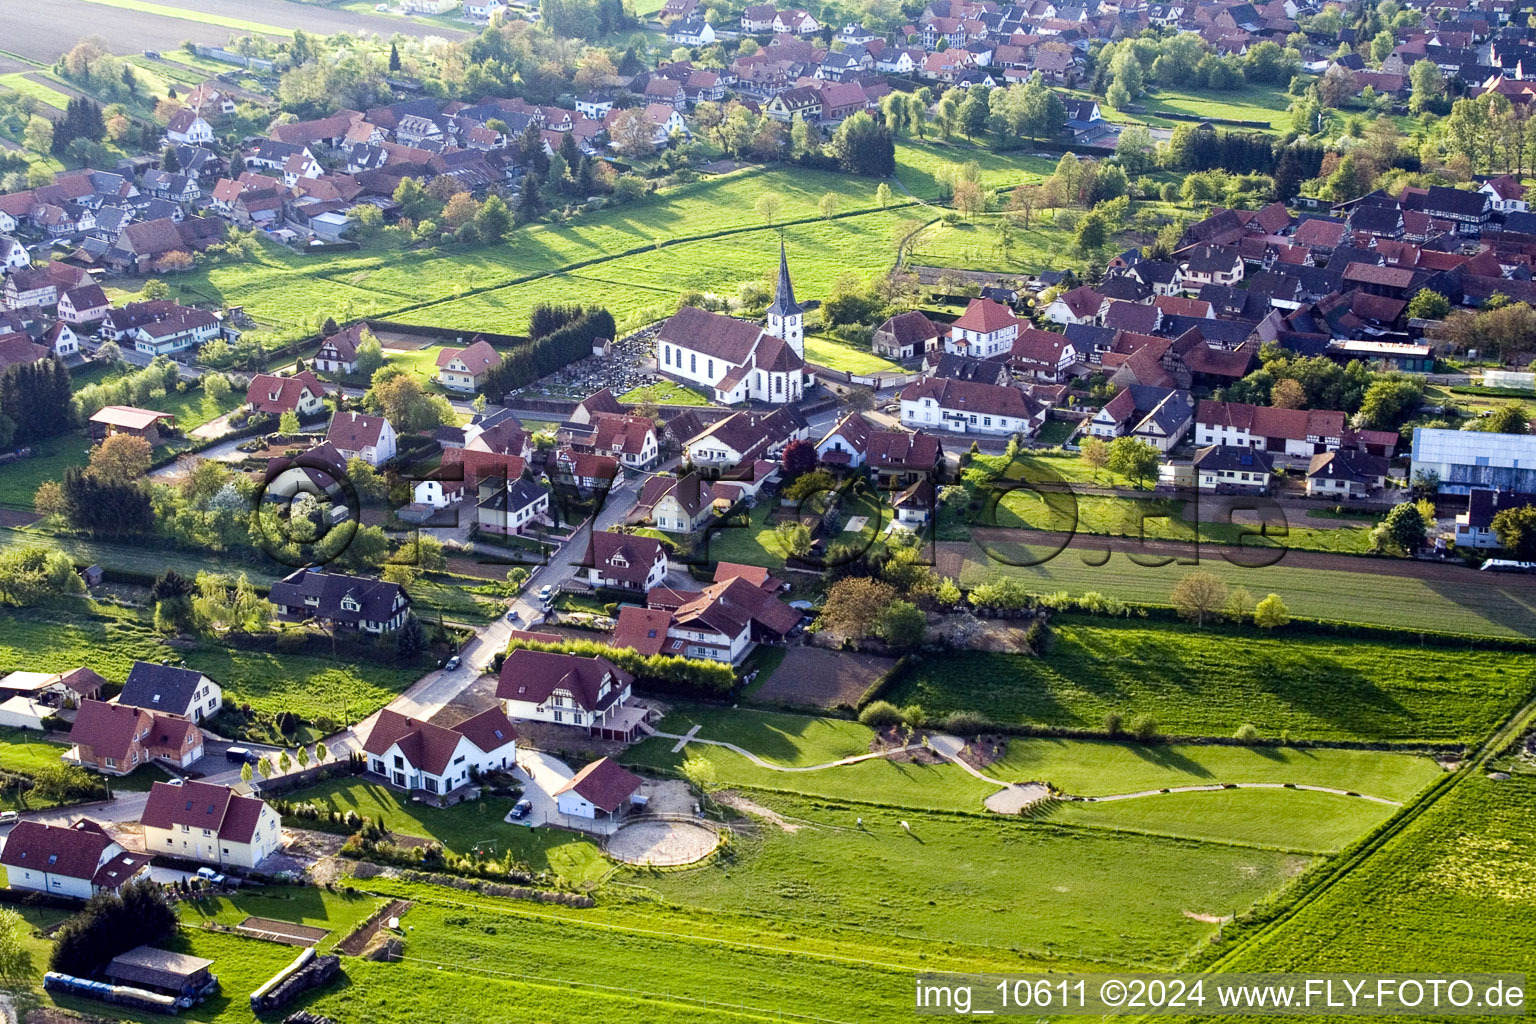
[
  {"x1": 436, "y1": 337, "x2": 503, "y2": 375},
  {"x1": 497, "y1": 649, "x2": 632, "y2": 712},
  {"x1": 0, "y1": 819, "x2": 117, "y2": 880},
  {"x1": 553, "y1": 757, "x2": 642, "y2": 813},
  {"x1": 140, "y1": 780, "x2": 267, "y2": 843},
  {"x1": 612, "y1": 605, "x2": 674, "y2": 656}
]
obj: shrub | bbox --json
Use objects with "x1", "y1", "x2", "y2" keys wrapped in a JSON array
[
  {"x1": 858, "y1": 700, "x2": 904, "y2": 729},
  {"x1": 1103, "y1": 711, "x2": 1123, "y2": 735},
  {"x1": 941, "y1": 710, "x2": 990, "y2": 735},
  {"x1": 1129, "y1": 713, "x2": 1160, "y2": 742},
  {"x1": 1234, "y1": 723, "x2": 1260, "y2": 743}
]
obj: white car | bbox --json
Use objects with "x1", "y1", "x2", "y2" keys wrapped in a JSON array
[
  {"x1": 538, "y1": 584, "x2": 553, "y2": 602},
  {"x1": 0, "y1": 811, "x2": 18, "y2": 826},
  {"x1": 195, "y1": 867, "x2": 226, "y2": 886}
]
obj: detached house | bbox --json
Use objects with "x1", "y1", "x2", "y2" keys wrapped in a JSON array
[
  {"x1": 326, "y1": 410, "x2": 397, "y2": 466},
  {"x1": 139, "y1": 781, "x2": 282, "y2": 870},
  {"x1": 362, "y1": 707, "x2": 518, "y2": 796},
  {"x1": 873, "y1": 311, "x2": 943, "y2": 360},
  {"x1": 269, "y1": 568, "x2": 412, "y2": 634},
  {"x1": 1179, "y1": 246, "x2": 1245, "y2": 289},
  {"x1": 944, "y1": 298, "x2": 1020, "y2": 359},
  {"x1": 583, "y1": 530, "x2": 669, "y2": 592},
  {"x1": 66, "y1": 699, "x2": 204, "y2": 776},
  {"x1": 244, "y1": 370, "x2": 329, "y2": 419},
  {"x1": 315, "y1": 324, "x2": 364, "y2": 374},
  {"x1": 554, "y1": 758, "x2": 644, "y2": 821},
  {"x1": 56, "y1": 284, "x2": 109, "y2": 325},
  {"x1": 164, "y1": 109, "x2": 214, "y2": 146},
  {"x1": 583, "y1": 413, "x2": 660, "y2": 469},
  {"x1": 1193, "y1": 443, "x2": 1274, "y2": 494},
  {"x1": 118, "y1": 661, "x2": 221, "y2": 722},
  {"x1": 899, "y1": 377, "x2": 1046, "y2": 437},
  {"x1": 477, "y1": 477, "x2": 552, "y2": 536},
  {"x1": 1088, "y1": 385, "x2": 1194, "y2": 451},
  {"x1": 435, "y1": 338, "x2": 503, "y2": 392},
  {"x1": 1, "y1": 820, "x2": 149, "y2": 900},
  {"x1": 497, "y1": 648, "x2": 647, "y2": 741},
  {"x1": 635, "y1": 471, "x2": 718, "y2": 533}
]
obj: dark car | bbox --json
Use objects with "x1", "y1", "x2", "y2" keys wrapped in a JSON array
[
  {"x1": 509, "y1": 798, "x2": 533, "y2": 820},
  {"x1": 225, "y1": 746, "x2": 260, "y2": 765}
]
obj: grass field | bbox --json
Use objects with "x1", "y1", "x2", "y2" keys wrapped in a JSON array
[
  {"x1": 1045, "y1": 787, "x2": 1401, "y2": 854},
  {"x1": 283, "y1": 777, "x2": 612, "y2": 885},
  {"x1": 0, "y1": 604, "x2": 420, "y2": 726},
  {"x1": 892, "y1": 139, "x2": 1057, "y2": 199},
  {"x1": 65, "y1": 0, "x2": 294, "y2": 33},
  {"x1": 1203, "y1": 773, "x2": 1536, "y2": 982},
  {"x1": 0, "y1": 438, "x2": 90, "y2": 509},
  {"x1": 804, "y1": 336, "x2": 905, "y2": 375},
  {"x1": 1136, "y1": 84, "x2": 1296, "y2": 129},
  {"x1": 630, "y1": 793, "x2": 1306, "y2": 966},
  {"x1": 0, "y1": 73, "x2": 71, "y2": 110},
  {"x1": 616, "y1": 380, "x2": 709, "y2": 406},
  {"x1": 909, "y1": 214, "x2": 1075, "y2": 275},
  {"x1": 951, "y1": 540, "x2": 1536, "y2": 638},
  {"x1": 882, "y1": 617, "x2": 1535, "y2": 742}
]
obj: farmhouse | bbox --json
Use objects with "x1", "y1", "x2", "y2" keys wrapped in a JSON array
[
  {"x1": 1305, "y1": 449, "x2": 1389, "y2": 498},
  {"x1": 497, "y1": 649, "x2": 648, "y2": 741},
  {"x1": 899, "y1": 378, "x2": 1046, "y2": 437},
  {"x1": 1195, "y1": 400, "x2": 1351, "y2": 467},
  {"x1": 872, "y1": 311, "x2": 943, "y2": 360},
  {"x1": 362, "y1": 707, "x2": 518, "y2": 795},
  {"x1": 0, "y1": 819, "x2": 148, "y2": 900},
  {"x1": 118, "y1": 661, "x2": 222, "y2": 722},
  {"x1": 269, "y1": 568, "x2": 412, "y2": 633},
  {"x1": 66, "y1": 699, "x2": 205, "y2": 775},
  {"x1": 139, "y1": 781, "x2": 282, "y2": 870}
]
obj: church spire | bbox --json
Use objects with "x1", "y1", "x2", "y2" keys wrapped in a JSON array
[{"x1": 767, "y1": 238, "x2": 803, "y2": 318}]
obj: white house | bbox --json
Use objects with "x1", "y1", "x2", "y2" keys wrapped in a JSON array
[
  {"x1": 56, "y1": 284, "x2": 109, "y2": 325},
  {"x1": 1195, "y1": 400, "x2": 1347, "y2": 467},
  {"x1": 476, "y1": 477, "x2": 551, "y2": 535},
  {"x1": 1193, "y1": 444, "x2": 1274, "y2": 494},
  {"x1": 944, "y1": 297, "x2": 1019, "y2": 359},
  {"x1": 117, "y1": 661, "x2": 221, "y2": 723},
  {"x1": 164, "y1": 109, "x2": 214, "y2": 146},
  {"x1": 635, "y1": 472, "x2": 717, "y2": 533},
  {"x1": 670, "y1": 16, "x2": 716, "y2": 45},
  {"x1": 1, "y1": 819, "x2": 148, "y2": 900},
  {"x1": 497, "y1": 648, "x2": 647, "y2": 742},
  {"x1": 362, "y1": 707, "x2": 518, "y2": 795},
  {"x1": 815, "y1": 411, "x2": 872, "y2": 468},
  {"x1": 326, "y1": 410, "x2": 397, "y2": 467},
  {"x1": 1042, "y1": 285, "x2": 1104, "y2": 326},
  {"x1": 553, "y1": 757, "x2": 643, "y2": 821},
  {"x1": 899, "y1": 377, "x2": 1046, "y2": 436},
  {"x1": 584, "y1": 530, "x2": 668, "y2": 591},
  {"x1": 1479, "y1": 175, "x2": 1527, "y2": 215},
  {"x1": 139, "y1": 781, "x2": 282, "y2": 870},
  {"x1": 0, "y1": 235, "x2": 29, "y2": 272}
]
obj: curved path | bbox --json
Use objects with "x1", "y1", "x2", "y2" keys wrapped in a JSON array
[{"x1": 659, "y1": 731, "x2": 1404, "y2": 812}]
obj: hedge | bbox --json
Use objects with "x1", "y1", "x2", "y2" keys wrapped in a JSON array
[{"x1": 504, "y1": 636, "x2": 734, "y2": 696}]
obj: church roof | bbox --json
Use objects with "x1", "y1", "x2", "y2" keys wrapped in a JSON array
[{"x1": 766, "y1": 240, "x2": 803, "y2": 318}]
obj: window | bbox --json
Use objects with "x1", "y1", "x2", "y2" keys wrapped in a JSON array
[
  {"x1": 690, "y1": 353, "x2": 696, "y2": 373},
  {"x1": 707, "y1": 359, "x2": 714, "y2": 377}
]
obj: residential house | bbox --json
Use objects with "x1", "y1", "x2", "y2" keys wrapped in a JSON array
[
  {"x1": 164, "y1": 109, "x2": 214, "y2": 146},
  {"x1": 1305, "y1": 449, "x2": 1388, "y2": 498},
  {"x1": 1088, "y1": 385, "x2": 1194, "y2": 451},
  {"x1": 129, "y1": 305, "x2": 220, "y2": 356},
  {"x1": 671, "y1": 17, "x2": 717, "y2": 45},
  {"x1": 635, "y1": 472, "x2": 718, "y2": 533},
  {"x1": 583, "y1": 530, "x2": 668, "y2": 592},
  {"x1": 944, "y1": 297, "x2": 1020, "y2": 359},
  {"x1": 1195, "y1": 400, "x2": 1348, "y2": 467},
  {"x1": 66, "y1": 699, "x2": 204, "y2": 775},
  {"x1": 477, "y1": 477, "x2": 552, "y2": 535},
  {"x1": 1180, "y1": 245, "x2": 1245, "y2": 289},
  {"x1": 867, "y1": 428, "x2": 944, "y2": 488},
  {"x1": 815, "y1": 411, "x2": 874, "y2": 469},
  {"x1": 117, "y1": 661, "x2": 221, "y2": 723},
  {"x1": 548, "y1": 448, "x2": 620, "y2": 496},
  {"x1": 139, "y1": 781, "x2": 282, "y2": 870},
  {"x1": 56, "y1": 284, "x2": 109, "y2": 325},
  {"x1": 1042, "y1": 284, "x2": 1104, "y2": 325},
  {"x1": 1193, "y1": 443, "x2": 1274, "y2": 494},
  {"x1": 899, "y1": 377, "x2": 1046, "y2": 436},
  {"x1": 683, "y1": 408, "x2": 806, "y2": 474},
  {"x1": 1454, "y1": 488, "x2": 1536, "y2": 548},
  {"x1": 1008, "y1": 327, "x2": 1079, "y2": 383},
  {"x1": 268, "y1": 569, "x2": 412, "y2": 633},
  {"x1": 244, "y1": 370, "x2": 329, "y2": 419},
  {"x1": 583, "y1": 413, "x2": 661, "y2": 469},
  {"x1": 554, "y1": 758, "x2": 643, "y2": 820},
  {"x1": 435, "y1": 338, "x2": 503, "y2": 392},
  {"x1": 497, "y1": 649, "x2": 647, "y2": 741},
  {"x1": 325, "y1": 410, "x2": 397, "y2": 466},
  {"x1": 0, "y1": 235, "x2": 28, "y2": 272},
  {"x1": 1, "y1": 820, "x2": 149, "y2": 900},
  {"x1": 892, "y1": 478, "x2": 936, "y2": 528},
  {"x1": 362, "y1": 707, "x2": 518, "y2": 795},
  {"x1": 1479, "y1": 174, "x2": 1527, "y2": 215},
  {"x1": 314, "y1": 323, "x2": 365, "y2": 374},
  {"x1": 615, "y1": 574, "x2": 800, "y2": 664},
  {"x1": 872, "y1": 311, "x2": 943, "y2": 360}
]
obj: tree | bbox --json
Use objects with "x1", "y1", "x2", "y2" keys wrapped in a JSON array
[
  {"x1": 781, "y1": 438, "x2": 816, "y2": 478},
  {"x1": 1479, "y1": 403, "x2": 1529, "y2": 435},
  {"x1": 88, "y1": 434, "x2": 152, "y2": 483},
  {"x1": 389, "y1": 41, "x2": 402, "y2": 72},
  {"x1": 142, "y1": 278, "x2": 170, "y2": 301},
  {"x1": 1170, "y1": 571, "x2": 1228, "y2": 626},
  {"x1": 442, "y1": 192, "x2": 480, "y2": 229},
  {"x1": 1271, "y1": 378, "x2": 1306, "y2": 409},
  {"x1": 754, "y1": 192, "x2": 783, "y2": 226},
  {"x1": 820, "y1": 577, "x2": 897, "y2": 638},
  {"x1": 1106, "y1": 436, "x2": 1159, "y2": 488},
  {"x1": 1074, "y1": 210, "x2": 1109, "y2": 251},
  {"x1": 33, "y1": 480, "x2": 65, "y2": 518},
  {"x1": 1357, "y1": 376, "x2": 1422, "y2": 429},
  {"x1": 1080, "y1": 436, "x2": 1110, "y2": 480},
  {"x1": 240, "y1": 761, "x2": 253, "y2": 783},
  {"x1": 774, "y1": 521, "x2": 814, "y2": 558},
  {"x1": 608, "y1": 108, "x2": 655, "y2": 156},
  {"x1": 1224, "y1": 585, "x2": 1256, "y2": 621},
  {"x1": 1319, "y1": 63, "x2": 1356, "y2": 108},
  {"x1": 354, "y1": 328, "x2": 385, "y2": 377},
  {"x1": 1408, "y1": 58, "x2": 1443, "y2": 115},
  {"x1": 1492, "y1": 505, "x2": 1536, "y2": 559},
  {"x1": 876, "y1": 182, "x2": 893, "y2": 208},
  {"x1": 278, "y1": 410, "x2": 300, "y2": 434},
  {"x1": 315, "y1": 741, "x2": 328, "y2": 764},
  {"x1": 1253, "y1": 592, "x2": 1291, "y2": 629},
  {"x1": 474, "y1": 194, "x2": 511, "y2": 241},
  {"x1": 827, "y1": 112, "x2": 895, "y2": 176},
  {"x1": 877, "y1": 600, "x2": 926, "y2": 650},
  {"x1": 1379, "y1": 501, "x2": 1427, "y2": 554},
  {"x1": 395, "y1": 610, "x2": 427, "y2": 663},
  {"x1": 1407, "y1": 289, "x2": 1451, "y2": 320},
  {"x1": 23, "y1": 115, "x2": 52, "y2": 154}
]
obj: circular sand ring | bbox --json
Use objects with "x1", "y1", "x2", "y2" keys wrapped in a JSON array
[{"x1": 605, "y1": 818, "x2": 721, "y2": 866}]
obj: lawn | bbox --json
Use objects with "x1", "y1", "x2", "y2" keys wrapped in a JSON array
[
  {"x1": 893, "y1": 139, "x2": 1058, "y2": 200},
  {"x1": 630, "y1": 792, "x2": 1308, "y2": 967},
  {"x1": 281, "y1": 776, "x2": 612, "y2": 886},
  {"x1": 1135, "y1": 83, "x2": 1296, "y2": 129},
  {"x1": 909, "y1": 214, "x2": 1080, "y2": 275},
  {"x1": 0, "y1": 604, "x2": 421, "y2": 726},
  {"x1": 804, "y1": 336, "x2": 904, "y2": 375},
  {"x1": 0, "y1": 437, "x2": 90, "y2": 510},
  {"x1": 882, "y1": 616, "x2": 1536, "y2": 743},
  {"x1": 0, "y1": 73, "x2": 71, "y2": 110},
  {"x1": 1045, "y1": 787, "x2": 1401, "y2": 854},
  {"x1": 951, "y1": 539, "x2": 1536, "y2": 638},
  {"x1": 616, "y1": 380, "x2": 709, "y2": 406},
  {"x1": 1202, "y1": 773, "x2": 1536, "y2": 980},
  {"x1": 650, "y1": 705, "x2": 876, "y2": 765},
  {"x1": 698, "y1": 501, "x2": 789, "y2": 569},
  {"x1": 177, "y1": 886, "x2": 381, "y2": 953}
]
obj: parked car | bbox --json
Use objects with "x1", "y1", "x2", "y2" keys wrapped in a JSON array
[
  {"x1": 195, "y1": 867, "x2": 227, "y2": 886},
  {"x1": 0, "y1": 811, "x2": 18, "y2": 826},
  {"x1": 225, "y1": 746, "x2": 260, "y2": 765},
  {"x1": 167, "y1": 778, "x2": 185, "y2": 786},
  {"x1": 509, "y1": 798, "x2": 533, "y2": 820},
  {"x1": 538, "y1": 585, "x2": 553, "y2": 602},
  {"x1": 506, "y1": 609, "x2": 520, "y2": 623},
  {"x1": 444, "y1": 655, "x2": 462, "y2": 671}
]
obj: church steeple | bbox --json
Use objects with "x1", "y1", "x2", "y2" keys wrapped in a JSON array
[
  {"x1": 767, "y1": 239, "x2": 803, "y2": 319},
  {"x1": 764, "y1": 239, "x2": 804, "y2": 359}
]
